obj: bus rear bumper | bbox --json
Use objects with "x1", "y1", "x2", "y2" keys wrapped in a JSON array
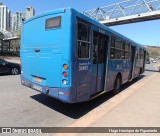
[{"x1": 21, "y1": 76, "x2": 72, "y2": 103}]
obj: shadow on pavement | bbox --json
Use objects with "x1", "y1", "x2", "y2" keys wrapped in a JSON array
[
  {"x1": 0, "y1": 73, "x2": 20, "y2": 76},
  {"x1": 0, "y1": 73, "x2": 11, "y2": 76},
  {"x1": 31, "y1": 75, "x2": 145, "y2": 119}
]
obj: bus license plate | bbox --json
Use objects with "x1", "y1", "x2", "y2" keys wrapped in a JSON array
[
  {"x1": 32, "y1": 84, "x2": 42, "y2": 92},
  {"x1": 34, "y1": 77, "x2": 42, "y2": 83}
]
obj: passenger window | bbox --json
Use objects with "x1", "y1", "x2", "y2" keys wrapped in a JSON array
[
  {"x1": 77, "y1": 22, "x2": 90, "y2": 60},
  {"x1": 111, "y1": 37, "x2": 115, "y2": 48},
  {"x1": 93, "y1": 32, "x2": 106, "y2": 64},
  {"x1": 98, "y1": 35, "x2": 106, "y2": 63},
  {"x1": 110, "y1": 36, "x2": 122, "y2": 59},
  {"x1": 137, "y1": 48, "x2": 144, "y2": 59},
  {"x1": 111, "y1": 48, "x2": 122, "y2": 59},
  {"x1": 115, "y1": 38, "x2": 122, "y2": 49},
  {"x1": 93, "y1": 32, "x2": 98, "y2": 64},
  {"x1": 122, "y1": 42, "x2": 131, "y2": 59}
]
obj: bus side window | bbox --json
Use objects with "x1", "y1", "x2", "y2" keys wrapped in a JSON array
[
  {"x1": 93, "y1": 32, "x2": 98, "y2": 64},
  {"x1": 122, "y1": 42, "x2": 131, "y2": 60},
  {"x1": 110, "y1": 37, "x2": 115, "y2": 59},
  {"x1": 98, "y1": 35, "x2": 106, "y2": 63},
  {"x1": 136, "y1": 48, "x2": 143, "y2": 60},
  {"x1": 140, "y1": 49, "x2": 144, "y2": 59},
  {"x1": 77, "y1": 22, "x2": 90, "y2": 60},
  {"x1": 110, "y1": 36, "x2": 122, "y2": 59}
]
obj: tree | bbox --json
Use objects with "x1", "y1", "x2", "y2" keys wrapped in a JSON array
[{"x1": 0, "y1": 32, "x2": 4, "y2": 52}]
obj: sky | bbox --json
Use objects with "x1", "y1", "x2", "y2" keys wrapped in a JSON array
[{"x1": 1, "y1": 0, "x2": 160, "y2": 46}]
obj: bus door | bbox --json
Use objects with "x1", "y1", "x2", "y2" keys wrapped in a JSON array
[
  {"x1": 76, "y1": 21, "x2": 92, "y2": 102},
  {"x1": 129, "y1": 46, "x2": 136, "y2": 79},
  {"x1": 91, "y1": 31, "x2": 107, "y2": 95}
]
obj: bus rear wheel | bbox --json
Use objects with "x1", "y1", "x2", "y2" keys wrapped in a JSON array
[{"x1": 112, "y1": 76, "x2": 121, "y2": 95}]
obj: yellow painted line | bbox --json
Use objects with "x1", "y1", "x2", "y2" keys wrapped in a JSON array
[{"x1": 57, "y1": 73, "x2": 158, "y2": 136}]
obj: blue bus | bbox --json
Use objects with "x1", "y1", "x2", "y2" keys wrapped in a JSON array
[{"x1": 20, "y1": 8, "x2": 146, "y2": 103}]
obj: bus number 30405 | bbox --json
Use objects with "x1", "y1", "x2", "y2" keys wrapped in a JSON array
[{"x1": 79, "y1": 65, "x2": 89, "y2": 71}]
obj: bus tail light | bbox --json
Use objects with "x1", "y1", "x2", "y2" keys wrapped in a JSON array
[
  {"x1": 62, "y1": 80, "x2": 69, "y2": 85},
  {"x1": 63, "y1": 64, "x2": 68, "y2": 70},
  {"x1": 63, "y1": 72, "x2": 68, "y2": 77}
]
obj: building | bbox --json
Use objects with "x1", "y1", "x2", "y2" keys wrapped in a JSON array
[
  {"x1": 10, "y1": 14, "x2": 17, "y2": 31},
  {"x1": 15, "y1": 11, "x2": 25, "y2": 30},
  {"x1": 0, "y1": 3, "x2": 35, "y2": 32},
  {"x1": 6, "y1": 9, "x2": 11, "y2": 30},
  {"x1": 11, "y1": 7, "x2": 35, "y2": 31},
  {"x1": 10, "y1": 12, "x2": 26, "y2": 31},
  {"x1": 0, "y1": 3, "x2": 11, "y2": 31},
  {"x1": 26, "y1": 6, "x2": 35, "y2": 20}
]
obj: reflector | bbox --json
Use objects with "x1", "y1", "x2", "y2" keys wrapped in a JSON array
[{"x1": 63, "y1": 64, "x2": 68, "y2": 70}]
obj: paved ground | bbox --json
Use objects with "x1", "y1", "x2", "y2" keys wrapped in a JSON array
[{"x1": 0, "y1": 62, "x2": 160, "y2": 136}]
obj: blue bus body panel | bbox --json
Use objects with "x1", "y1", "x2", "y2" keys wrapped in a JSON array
[{"x1": 21, "y1": 54, "x2": 62, "y2": 87}]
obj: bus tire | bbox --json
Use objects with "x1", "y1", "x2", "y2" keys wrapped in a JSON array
[{"x1": 112, "y1": 75, "x2": 121, "y2": 95}]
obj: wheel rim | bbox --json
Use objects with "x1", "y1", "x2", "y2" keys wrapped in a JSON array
[{"x1": 12, "y1": 68, "x2": 18, "y2": 75}]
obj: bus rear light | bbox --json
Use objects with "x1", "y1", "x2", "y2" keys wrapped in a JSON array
[
  {"x1": 64, "y1": 92, "x2": 69, "y2": 96},
  {"x1": 63, "y1": 72, "x2": 68, "y2": 77},
  {"x1": 63, "y1": 64, "x2": 68, "y2": 70},
  {"x1": 62, "y1": 80, "x2": 69, "y2": 85}
]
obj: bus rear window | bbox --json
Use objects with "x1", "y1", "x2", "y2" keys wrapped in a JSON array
[{"x1": 45, "y1": 16, "x2": 61, "y2": 29}]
